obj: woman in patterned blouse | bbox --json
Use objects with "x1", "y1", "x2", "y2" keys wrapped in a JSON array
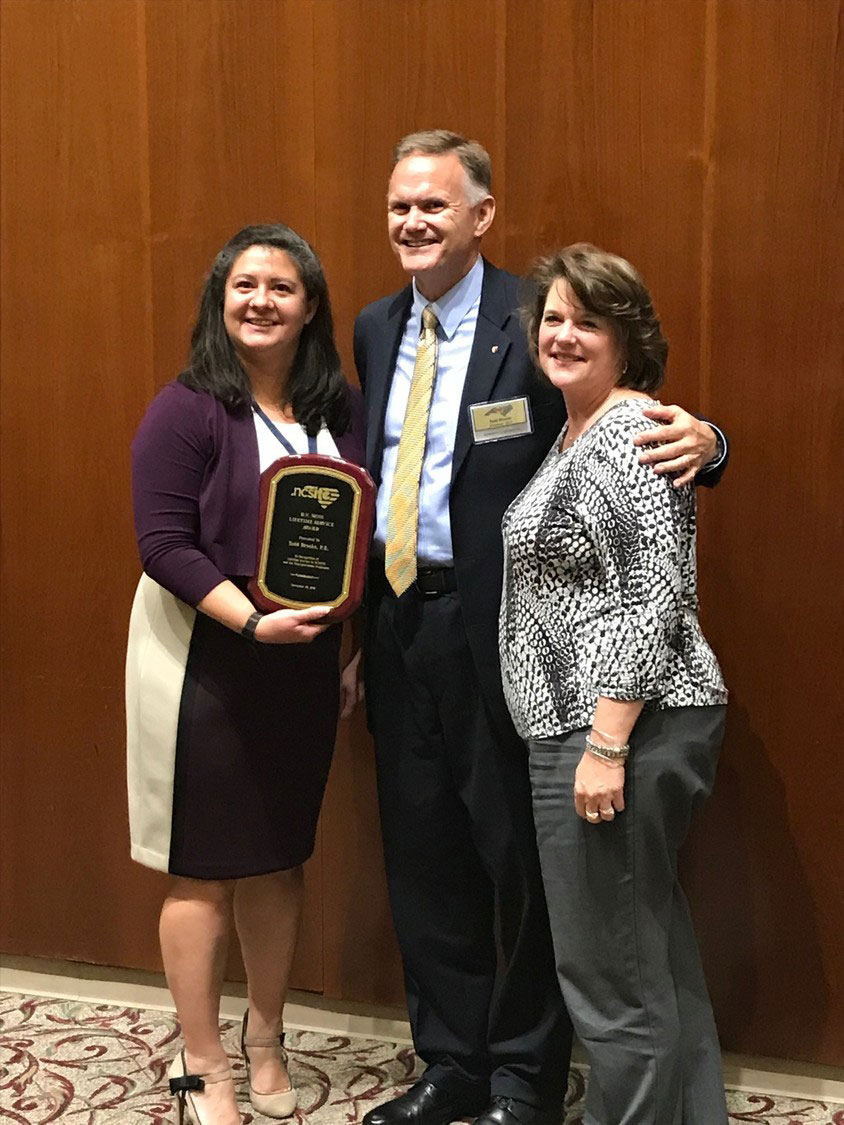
[{"x1": 499, "y1": 245, "x2": 728, "y2": 1124}]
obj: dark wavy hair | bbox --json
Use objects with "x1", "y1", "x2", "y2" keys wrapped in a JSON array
[
  {"x1": 523, "y1": 243, "x2": 668, "y2": 393},
  {"x1": 178, "y1": 223, "x2": 349, "y2": 436}
]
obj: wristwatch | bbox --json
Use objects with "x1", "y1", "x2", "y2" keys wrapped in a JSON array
[
  {"x1": 706, "y1": 425, "x2": 726, "y2": 468},
  {"x1": 240, "y1": 610, "x2": 264, "y2": 643}
]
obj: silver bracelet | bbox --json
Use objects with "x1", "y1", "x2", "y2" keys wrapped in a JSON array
[
  {"x1": 585, "y1": 735, "x2": 629, "y2": 762},
  {"x1": 586, "y1": 747, "x2": 626, "y2": 767}
]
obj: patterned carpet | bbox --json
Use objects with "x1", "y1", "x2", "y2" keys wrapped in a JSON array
[{"x1": 0, "y1": 994, "x2": 841, "y2": 1124}]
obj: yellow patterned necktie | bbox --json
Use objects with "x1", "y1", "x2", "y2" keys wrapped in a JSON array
[{"x1": 385, "y1": 304, "x2": 440, "y2": 596}]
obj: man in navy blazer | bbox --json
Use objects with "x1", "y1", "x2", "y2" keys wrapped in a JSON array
[{"x1": 354, "y1": 130, "x2": 726, "y2": 1125}]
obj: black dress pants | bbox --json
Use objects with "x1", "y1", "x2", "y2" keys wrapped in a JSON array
[{"x1": 366, "y1": 581, "x2": 572, "y2": 1109}]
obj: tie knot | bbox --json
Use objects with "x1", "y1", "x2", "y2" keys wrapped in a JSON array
[{"x1": 422, "y1": 305, "x2": 438, "y2": 332}]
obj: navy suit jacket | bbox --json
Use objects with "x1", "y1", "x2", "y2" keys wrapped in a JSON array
[{"x1": 354, "y1": 259, "x2": 566, "y2": 724}]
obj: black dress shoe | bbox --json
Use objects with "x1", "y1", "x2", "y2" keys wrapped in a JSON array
[
  {"x1": 363, "y1": 1079, "x2": 488, "y2": 1125},
  {"x1": 473, "y1": 1096, "x2": 562, "y2": 1125}
]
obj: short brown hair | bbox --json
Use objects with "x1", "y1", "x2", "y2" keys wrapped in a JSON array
[
  {"x1": 524, "y1": 243, "x2": 668, "y2": 393},
  {"x1": 393, "y1": 129, "x2": 492, "y2": 204}
]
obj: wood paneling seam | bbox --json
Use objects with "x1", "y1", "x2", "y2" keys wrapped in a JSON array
[
  {"x1": 136, "y1": 0, "x2": 155, "y2": 400},
  {"x1": 698, "y1": 0, "x2": 718, "y2": 413}
]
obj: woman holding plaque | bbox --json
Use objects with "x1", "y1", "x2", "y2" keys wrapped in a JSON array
[
  {"x1": 499, "y1": 245, "x2": 728, "y2": 1124},
  {"x1": 127, "y1": 224, "x2": 366, "y2": 1125}
]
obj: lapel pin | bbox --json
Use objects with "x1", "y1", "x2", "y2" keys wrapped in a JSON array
[{"x1": 491, "y1": 345, "x2": 499, "y2": 353}]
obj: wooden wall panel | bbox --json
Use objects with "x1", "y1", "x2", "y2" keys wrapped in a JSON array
[
  {"x1": 141, "y1": 0, "x2": 324, "y2": 992},
  {"x1": 0, "y1": 0, "x2": 328, "y2": 992},
  {"x1": 311, "y1": 0, "x2": 507, "y2": 1004},
  {"x1": 144, "y1": 0, "x2": 318, "y2": 394},
  {"x1": 1, "y1": 0, "x2": 842, "y2": 1066},
  {"x1": 504, "y1": 0, "x2": 844, "y2": 1066},
  {"x1": 0, "y1": 0, "x2": 156, "y2": 960},
  {"x1": 504, "y1": 0, "x2": 709, "y2": 405},
  {"x1": 310, "y1": 0, "x2": 507, "y2": 373},
  {"x1": 683, "y1": 0, "x2": 844, "y2": 1065}
]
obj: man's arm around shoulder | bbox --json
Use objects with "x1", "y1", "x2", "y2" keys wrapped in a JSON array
[{"x1": 634, "y1": 403, "x2": 730, "y2": 488}]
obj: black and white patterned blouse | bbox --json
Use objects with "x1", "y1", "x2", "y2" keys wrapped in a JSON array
[{"x1": 499, "y1": 397, "x2": 727, "y2": 740}]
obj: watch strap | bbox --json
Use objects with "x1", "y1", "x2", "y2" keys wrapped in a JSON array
[{"x1": 240, "y1": 610, "x2": 264, "y2": 643}]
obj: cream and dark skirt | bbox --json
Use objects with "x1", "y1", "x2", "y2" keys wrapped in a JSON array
[{"x1": 126, "y1": 574, "x2": 340, "y2": 879}]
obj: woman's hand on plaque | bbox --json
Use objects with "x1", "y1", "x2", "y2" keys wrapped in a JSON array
[{"x1": 255, "y1": 605, "x2": 332, "y2": 644}]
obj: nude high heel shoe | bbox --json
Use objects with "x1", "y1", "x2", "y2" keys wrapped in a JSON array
[
  {"x1": 240, "y1": 1010, "x2": 298, "y2": 1118},
  {"x1": 168, "y1": 1049, "x2": 238, "y2": 1125}
]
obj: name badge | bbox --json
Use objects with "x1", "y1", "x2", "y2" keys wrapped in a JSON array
[{"x1": 469, "y1": 396, "x2": 533, "y2": 443}]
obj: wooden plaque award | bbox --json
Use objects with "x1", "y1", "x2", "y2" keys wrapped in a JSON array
[{"x1": 248, "y1": 455, "x2": 375, "y2": 623}]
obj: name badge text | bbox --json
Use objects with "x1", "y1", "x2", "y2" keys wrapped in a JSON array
[{"x1": 469, "y1": 396, "x2": 534, "y2": 443}]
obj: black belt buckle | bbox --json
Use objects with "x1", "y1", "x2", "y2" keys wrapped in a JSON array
[{"x1": 414, "y1": 567, "x2": 456, "y2": 599}]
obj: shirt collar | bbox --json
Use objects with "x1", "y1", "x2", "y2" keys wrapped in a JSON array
[{"x1": 411, "y1": 256, "x2": 484, "y2": 341}]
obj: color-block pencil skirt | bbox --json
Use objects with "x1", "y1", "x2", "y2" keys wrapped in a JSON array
[{"x1": 126, "y1": 574, "x2": 341, "y2": 879}]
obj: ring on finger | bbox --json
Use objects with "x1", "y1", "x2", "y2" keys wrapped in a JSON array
[
  {"x1": 599, "y1": 806, "x2": 615, "y2": 818},
  {"x1": 585, "y1": 810, "x2": 601, "y2": 822}
]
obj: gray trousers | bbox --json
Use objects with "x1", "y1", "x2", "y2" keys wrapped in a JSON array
[{"x1": 528, "y1": 706, "x2": 728, "y2": 1125}]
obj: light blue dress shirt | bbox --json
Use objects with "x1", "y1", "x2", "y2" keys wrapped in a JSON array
[{"x1": 375, "y1": 256, "x2": 484, "y2": 565}]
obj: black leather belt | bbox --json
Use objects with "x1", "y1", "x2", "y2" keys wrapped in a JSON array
[{"x1": 414, "y1": 566, "x2": 457, "y2": 598}]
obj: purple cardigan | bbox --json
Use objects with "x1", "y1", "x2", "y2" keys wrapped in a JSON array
[{"x1": 131, "y1": 380, "x2": 367, "y2": 607}]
